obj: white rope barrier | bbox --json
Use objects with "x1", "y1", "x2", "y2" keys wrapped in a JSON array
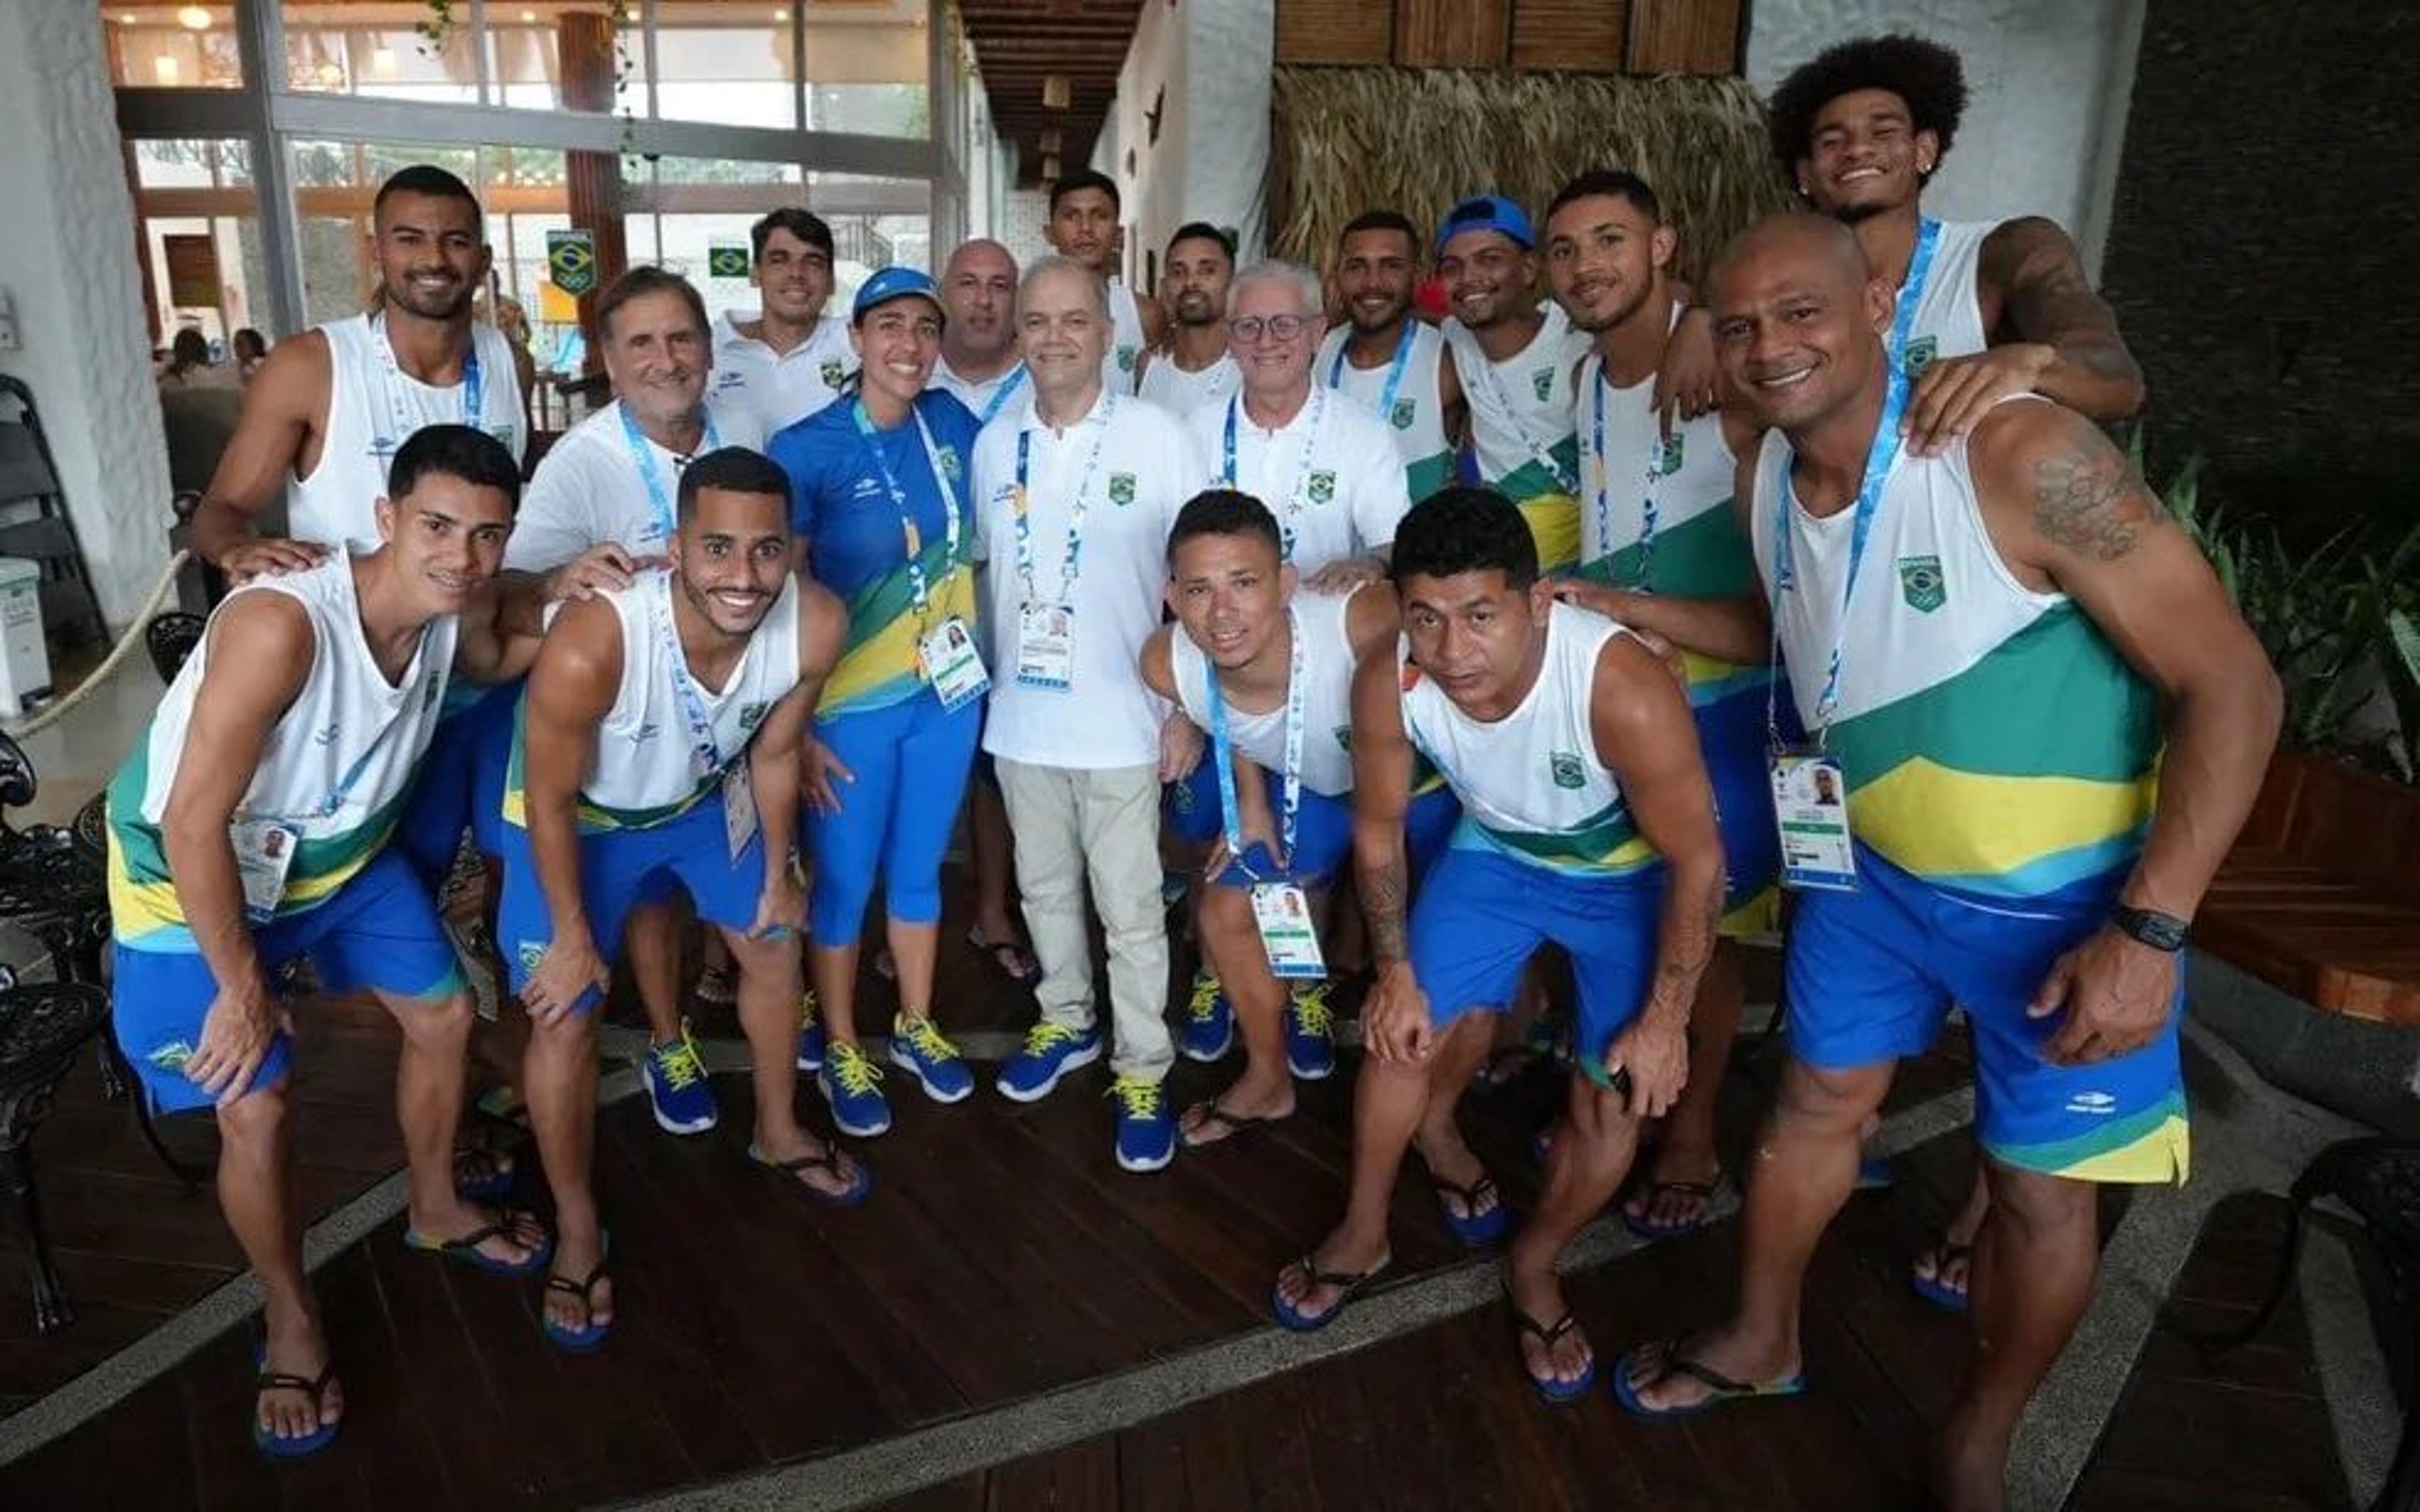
[{"x1": 1, "y1": 549, "x2": 192, "y2": 739}]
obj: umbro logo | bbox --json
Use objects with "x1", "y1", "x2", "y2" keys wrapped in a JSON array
[
  {"x1": 312, "y1": 722, "x2": 340, "y2": 746},
  {"x1": 2065, "y1": 1091, "x2": 2118, "y2": 1116}
]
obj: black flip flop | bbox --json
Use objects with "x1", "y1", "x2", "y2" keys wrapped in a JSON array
[{"x1": 1180, "y1": 1100, "x2": 1284, "y2": 1148}]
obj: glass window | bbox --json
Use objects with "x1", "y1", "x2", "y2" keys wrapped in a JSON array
[
  {"x1": 130, "y1": 138, "x2": 263, "y2": 350},
  {"x1": 809, "y1": 173, "x2": 931, "y2": 290},
  {"x1": 486, "y1": 2, "x2": 637, "y2": 116},
  {"x1": 280, "y1": 5, "x2": 479, "y2": 105},
  {"x1": 103, "y1": 4, "x2": 244, "y2": 90},
  {"x1": 650, "y1": 2, "x2": 799, "y2": 130},
  {"x1": 802, "y1": 0, "x2": 931, "y2": 140},
  {"x1": 626, "y1": 158, "x2": 804, "y2": 325}
]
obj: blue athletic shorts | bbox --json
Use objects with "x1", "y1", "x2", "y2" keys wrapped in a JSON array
[
  {"x1": 1410, "y1": 847, "x2": 1664, "y2": 1089},
  {"x1": 1190, "y1": 774, "x2": 1355, "y2": 890},
  {"x1": 497, "y1": 799, "x2": 771, "y2": 1018},
  {"x1": 396, "y1": 679, "x2": 519, "y2": 888},
  {"x1": 1697, "y1": 687, "x2": 1781, "y2": 937},
  {"x1": 1786, "y1": 845, "x2": 2189, "y2": 1184},
  {"x1": 112, "y1": 849, "x2": 463, "y2": 1114},
  {"x1": 1405, "y1": 785, "x2": 1460, "y2": 883},
  {"x1": 1174, "y1": 762, "x2": 1458, "y2": 890}
]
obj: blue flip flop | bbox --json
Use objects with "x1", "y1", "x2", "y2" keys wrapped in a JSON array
[
  {"x1": 1910, "y1": 1242, "x2": 1972, "y2": 1312},
  {"x1": 1509, "y1": 1300, "x2": 1596, "y2": 1404},
  {"x1": 403, "y1": 1212, "x2": 552, "y2": 1277},
  {"x1": 1610, "y1": 1337, "x2": 1807, "y2": 1421},
  {"x1": 250, "y1": 1343, "x2": 341, "y2": 1458},
  {"x1": 1432, "y1": 1172, "x2": 1511, "y2": 1247},
  {"x1": 1855, "y1": 1154, "x2": 1894, "y2": 1191},
  {"x1": 1621, "y1": 1172, "x2": 1732, "y2": 1242},
  {"x1": 748, "y1": 1142, "x2": 873, "y2": 1207},
  {"x1": 541, "y1": 1235, "x2": 613, "y2": 1351},
  {"x1": 1269, "y1": 1252, "x2": 1390, "y2": 1332}
]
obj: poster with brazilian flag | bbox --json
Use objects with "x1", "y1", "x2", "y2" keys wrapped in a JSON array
[
  {"x1": 708, "y1": 244, "x2": 751, "y2": 279},
  {"x1": 546, "y1": 229, "x2": 597, "y2": 297}
]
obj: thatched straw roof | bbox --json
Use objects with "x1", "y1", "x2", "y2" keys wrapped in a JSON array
[{"x1": 1269, "y1": 66, "x2": 1792, "y2": 290}]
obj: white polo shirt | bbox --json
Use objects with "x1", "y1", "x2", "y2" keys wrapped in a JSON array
[
  {"x1": 708, "y1": 311, "x2": 853, "y2": 435},
  {"x1": 972, "y1": 391, "x2": 1204, "y2": 769},
  {"x1": 930, "y1": 355, "x2": 1034, "y2": 429},
  {"x1": 1186, "y1": 386, "x2": 1411, "y2": 575},
  {"x1": 504, "y1": 396, "x2": 766, "y2": 571}
]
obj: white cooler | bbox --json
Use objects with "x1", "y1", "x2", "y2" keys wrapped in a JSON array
[{"x1": 0, "y1": 557, "x2": 52, "y2": 716}]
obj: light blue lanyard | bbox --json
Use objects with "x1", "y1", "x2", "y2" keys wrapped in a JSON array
[
  {"x1": 369, "y1": 312, "x2": 483, "y2": 441},
  {"x1": 849, "y1": 399, "x2": 962, "y2": 622},
  {"x1": 651, "y1": 579, "x2": 729, "y2": 779},
  {"x1": 1205, "y1": 604, "x2": 1306, "y2": 874},
  {"x1": 1323, "y1": 323, "x2": 1416, "y2": 425},
  {"x1": 1220, "y1": 389, "x2": 1328, "y2": 559},
  {"x1": 1011, "y1": 395, "x2": 1115, "y2": 608},
  {"x1": 619, "y1": 404, "x2": 723, "y2": 543},
  {"x1": 1764, "y1": 218, "x2": 1939, "y2": 746},
  {"x1": 1465, "y1": 333, "x2": 1577, "y2": 493},
  {"x1": 979, "y1": 364, "x2": 1028, "y2": 423},
  {"x1": 1588, "y1": 364, "x2": 1669, "y2": 590}
]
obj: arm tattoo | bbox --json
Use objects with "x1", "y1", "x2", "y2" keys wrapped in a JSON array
[
  {"x1": 1362, "y1": 852, "x2": 1411, "y2": 965},
  {"x1": 2031, "y1": 445, "x2": 2164, "y2": 562},
  {"x1": 1644, "y1": 885, "x2": 1720, "y2": 1024}
]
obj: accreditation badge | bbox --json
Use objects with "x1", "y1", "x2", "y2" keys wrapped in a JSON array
[
  {"x1": 722, "y1": 765, "x2": 759, "y2": 861},
  {"x1": 918, "y1": 614, "x2": 990, "y2": 711},
  {"x1": 1769, "y1": 752, "x2": 1857, "y2": 892},
  {"x1": 231, "y1": 820, "x2": 299, "y2": 923},
  {"x1": 1015, "y1": 603, "x2": 1076, "y2": 692},
  {"x1": 1250, "y1": 882, "x2": 1326, "y2": 980}
]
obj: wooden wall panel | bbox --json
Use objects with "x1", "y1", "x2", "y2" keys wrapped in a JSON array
[
  {"x1": 1276, "y1": 0, "x2": 1393, "y2": 66},
  {"x1": 1625, "y1": 0, "x2": 1743, "y2": 75},
  {"x1": 1392, "y1": 0, "x2": 1511, "y2": 68},
  {"x1": 1509, "y1": 0, "x2": 1628, "y2": 72}
]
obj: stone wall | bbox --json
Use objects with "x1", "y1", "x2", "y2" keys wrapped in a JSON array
[
  {"x1": 0, "y1": 1, "x2": 175, "y2": 630},
  {"x1": 2100, "y1": 0, "x2": 2420, "y2": 527}
]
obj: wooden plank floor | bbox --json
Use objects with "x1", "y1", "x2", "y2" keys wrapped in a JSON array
[{"x1": 0, "y1": 890, "x2": 2374, "y2": 1510}]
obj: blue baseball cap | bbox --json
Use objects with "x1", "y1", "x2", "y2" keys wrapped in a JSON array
[
  {"x1": 851, "y1": 266, "x2": 943, "y2": 324},
  {"x1": 1436, "y1": 194, "x2": 1536, "y2": 255}
]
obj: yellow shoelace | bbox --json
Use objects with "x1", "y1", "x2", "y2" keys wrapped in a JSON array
[
  {"x1": 1110, "y1": 1075, "x2": 1163, "y2": 1118},
  {"x1": 798, "y1": 989, "x2": 820, "y2": 1030},
  {"x1": 1290, "y1": 983, "x2": 1335, "y2": 1037},
  {"x1": 652, "y1": 1024, "x2": 706, "y2": 1091},
  {"x1": 896, "y1": 1016, "x2": 961, "y2": 1063},
  {"x1": 826, "y1": 1040, "x2": 884, "y2": 1094},
  {"x1": 1186, "y1": 972, "x2": 1224, "y2": 1022},
  {"x1": 1023, "y1": 1021, "x2": 1086, "y2": 1056}
]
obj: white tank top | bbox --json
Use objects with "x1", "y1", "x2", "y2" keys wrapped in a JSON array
[
  {"x1": 1316, "y1": 321, "x2": 1454, "y2": 500},
  {"x1": 1746, "y1": 403, "x2": 2160, "y2": 901},
  {"x1": 1444, "y1": 305, "x2": 1589, "y2": 498},
  {"x1": 1105, "y1": 282, "x2": 1148, "y2": 395},
  {"x1": 1575, "y1": 348, "x2": 1739, "y2": 579},
  {"x1": 287, "y1": 313, "x2": 526, "y2": 551},
  {"x1": 580, "y1": 570, "x2": 803, "y2": 826},
  {"x1": 1399, "y1": 600, "x2": 1654, "y2": 876},
  {"x1": 111, "y1": 553, "x2": 456, "y2": 935},
  {"x1": 1138, "y1": 350, "x2": 1241, "y2": 417},
  {"x1": 1171, "y1": 585, "x2": 1361, "y2": 796},
  {"x1": 1903, "y1": 219, "x2": 1997, "y2": 379}
]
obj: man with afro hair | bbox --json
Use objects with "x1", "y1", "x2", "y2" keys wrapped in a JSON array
[
  {"x1": 1765, "y1": 32, "x2": 2148, "y2": 1320},
  {"x1": 1766, "y1": 33, "x2": 2143, "y2": 457}
]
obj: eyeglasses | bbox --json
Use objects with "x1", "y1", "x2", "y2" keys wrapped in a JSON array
[{"x1": 1230, "y1": 313, "x2": 1316, "y2": 344}]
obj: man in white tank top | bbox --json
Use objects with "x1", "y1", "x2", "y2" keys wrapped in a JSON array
[
  {"x1": 1437, "y1": 195, "x2": 1594, "y2": 575},
  {"x1": 1136, "y1": 222, "x2": 1240, "y2": 416},
  {"x1": 190, "y1": 165, "x2": 529, "y2": 580},
  {"x1": 1763, "y1": 33, "x2": 2151, "y2": 1314},
  {"x1": 503, "y1": 448, "x2": 855, "y2": 1351},
  {"x1": 107, "y1": 425, "x2": 552, "y2": 1457},
  {"x1": 1140, "y1": 490, "x2": 1410, "y2": 1143},
  {"x1": 708, "y1": 209, "x2": 856, "y2": 435},
  {"x1": 1315, "y1": 209, "x2": 1466, "y2": 504},
  {"x1": 1540, "y1": 169, "x2": 1780, "y2": 1247},
  {"x1": 1042, "y1": 168, "x2": 1166, "y2": 395},
  {"x1": 1613, "y1": 218, "x2": 2276, "y2": 1510},
  {"x1": 1272, "y1": 488, "x2": 1727, "y2": 1411},
  {"x1": 1761, "y1": 33, "x2": 2144, "y2": 458}
]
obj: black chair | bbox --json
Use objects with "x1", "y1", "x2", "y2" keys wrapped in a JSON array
[
  {"x1": 2213, "y1": 1136, "x2": 2420, "y2": 1512},
  {"x1": 0, "y1": 731, "x2": 204, "y2": 1188},
  {"x1": 0, "y1": 979, "x2": 110, "y2": 1331},
  {"x1": 144, "y1": 611, "x2": 207, "y2": 685}
]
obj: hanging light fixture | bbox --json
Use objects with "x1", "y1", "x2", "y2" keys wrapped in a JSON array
[
  {"x1": 1042, "y1": 74, "x2": 1070, "y2": 110},
  {"x1": 1040, "y1": 152, "x2": 1061, "y2": 182},
  {"x1": 176, "y1": 4, "x2": 212, "y2": 30}
]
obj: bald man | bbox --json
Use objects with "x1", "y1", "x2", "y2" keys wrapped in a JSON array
[
  {"x1": 926, "y1": 238, "x2": 1040, "y2": 989},
  {"x1": 1611, "y1": 214, "x2": 2277, "y2": 1512},
  {"x1": 931, "y1": 239, "x2": 1032, "y2": 429}
]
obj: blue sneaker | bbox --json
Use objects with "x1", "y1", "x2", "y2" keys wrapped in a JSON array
[
  {"x1": 888, "y1": 1015, "x2": 974, "y2": 1104},
  {"x1": 1178, "y1": 970, "x2": 1233, "y2": 1062},
  {"x1": 642, "y1": 1022, "x2": 718, "y2": 1135},
  {"x1": 1111, "y1": 1075, "x2": 1176, "y2": 1172},
  {"x1": 1285, "y1": 982, "x2": 1338, "y2": 1081},
  {"x1": 795, "y1": 990, "x2": 826, "y2": 1073},
  {"x1": 994, "y1": 1022, "x2": 1103, "y2": 1102},
  {"x1": 818, "y1": 1041, "x2": 892, "y2": 1137}
]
